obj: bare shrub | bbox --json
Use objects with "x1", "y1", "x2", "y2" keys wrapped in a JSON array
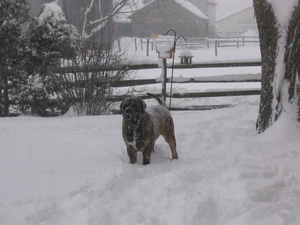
[{"x1": 52, "y1": 40, "x2": 130, "y2": 115}]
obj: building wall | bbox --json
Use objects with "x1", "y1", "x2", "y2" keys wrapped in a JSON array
[
  {"x1": 131, "y1": 0, "x2": 208, "y2": 38},
  {"x1": 189, "y1": 0, "x2": 216, "y2": 37},
  {"x1": 189, "y1": 0, "x2": 207, "y2": 13},
  {"x1": 207, "y1": 3, "x2": 216, "y2": 37},
  {"x1": 216, "y1": 7, "x2": 257, "y2": 34}
]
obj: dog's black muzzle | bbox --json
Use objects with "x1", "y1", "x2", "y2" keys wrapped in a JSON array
[{"x1": 123, "y1": 107, "x2": 140, "y2": 127}]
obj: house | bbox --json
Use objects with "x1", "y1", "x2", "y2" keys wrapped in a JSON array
[
  {"x1": 128, "y1": 0, "x2": 217, "y2": 38},
  {"x1": 216, "y1": 5, "x2": 258, "y2": 36}
]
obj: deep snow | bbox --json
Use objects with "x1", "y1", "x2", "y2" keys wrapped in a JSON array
[
  {"x1": 1, "y1": 102, "x2": 300, "y2": 225},
  {"x1": 1, "y1": 39, "x2": 300, "y2": 225}
]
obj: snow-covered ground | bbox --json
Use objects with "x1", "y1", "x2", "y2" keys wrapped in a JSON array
[
  {"x1": 1, "y1": 102, "x2": 300, "y2": 225},
  {"x1": 1, "y1": 40, "x2": 300, "y2": 225}
]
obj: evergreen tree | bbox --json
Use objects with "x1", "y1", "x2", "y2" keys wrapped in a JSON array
[
  {"x1": 21, "y1": 1, "x2": 80, "y2": 116},
  {"x1": 0, "y1": 0, "x2": 30, "y2": 116}
]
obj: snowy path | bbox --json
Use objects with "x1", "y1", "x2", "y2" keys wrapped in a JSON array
[{"x1": 1, "y1": 103, "x2": 300, "y2": 225}]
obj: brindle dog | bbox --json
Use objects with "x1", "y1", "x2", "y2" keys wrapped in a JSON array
[{"x1": 120, "y1": 93, "x2": 178, "y2": 165}]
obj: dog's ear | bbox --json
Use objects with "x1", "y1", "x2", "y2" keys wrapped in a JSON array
[
  {"x1": 139, "y1": 98, "x2": 147, "y2": 114},
  {"x1": 120, "y1": 98, "x2": 126, "y2": 114}
]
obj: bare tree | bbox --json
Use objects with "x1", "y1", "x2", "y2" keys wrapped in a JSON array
[
  {"x1": 82, "y1": 0, "x2": 141, "y2": 39},
  {"x1": 253, "y1": 0, "x2": 300, "y2": 132}
]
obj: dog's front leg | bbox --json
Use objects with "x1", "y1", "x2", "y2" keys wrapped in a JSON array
[
  {"x1": 142, "y1": 146, "x2": 153, "y2": 165},
  {"x1": 127, "y1": 145, "x2": 137, "y2": 164}
]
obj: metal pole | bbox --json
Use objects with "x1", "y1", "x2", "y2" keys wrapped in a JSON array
[
  {"x1": 169, "y1": 42, "x2": 176, "y2": 108},
  {"x1": 162, "y1": 58, "x2": 167, "y2": 102},
  {"x1": 164, "y1": 29, "x2": 176, "y2": 108}
]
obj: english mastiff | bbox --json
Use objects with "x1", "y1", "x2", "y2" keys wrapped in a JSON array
[{"x1": 120, "y1": 93, "x2": 178, "y2": 165}]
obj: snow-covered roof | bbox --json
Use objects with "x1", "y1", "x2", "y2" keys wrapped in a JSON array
[
  {"x1": 174, "y1": 0, "x2": 209, "y2": 20},
  {"x1": 216, "y1": 5, "x2": 252, "y2": 22},
  {"x1": 126, "y1": 0, "x2": 209, "y2": 20}
]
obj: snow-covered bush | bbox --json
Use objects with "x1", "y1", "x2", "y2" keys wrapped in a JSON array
[
  {"x1": 25, "y1": 1, "x2": 80, "y2": 67},
  {"x1": 20, "y1": 1, "x2": 80, "y2": 116},
  {"x1": 0, "y1": 0, "x2": 30, "y2": 116}
]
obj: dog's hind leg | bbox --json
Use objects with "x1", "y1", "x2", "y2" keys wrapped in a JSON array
[
  {"x1": 165, "y1": 133, "x2": 178, "y2": 160},
  {"x1": 163, "y1": 119, "x2": 178, "y2": 160}
]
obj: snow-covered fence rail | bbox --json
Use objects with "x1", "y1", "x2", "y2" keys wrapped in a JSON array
[
  {"x1": 52, "y1": 61, "x2": 261, "y2": 73},
  {"x1": 214, "y1": 38, "x2": 240, "y2": 48},
  {"x1": 134, "y1": 36, "x2": 258, "y2": 56},
  {"x1": 107, "y1": 89, "x2": 261, "y2": 103},
  {"x1": 173, "y1": 37, "x2": 210, "y2": 49},
  {"x1": 216, "y1": 36, "x2": 259, "y2": 46},
  {"x1": 111, "y1": 73, "x2": 261, "y2": 88},
  {"x1": 213, "y1": 36, "x2": 259, "y2": 56}
]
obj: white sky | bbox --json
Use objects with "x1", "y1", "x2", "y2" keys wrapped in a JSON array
[{"x1": 215, "y1": 0, "x2": 253, "y2": 19}]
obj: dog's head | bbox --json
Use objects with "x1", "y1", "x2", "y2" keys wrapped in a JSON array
[{"x1": 120, "y1": 97, "x2": 146, "y2": 127}]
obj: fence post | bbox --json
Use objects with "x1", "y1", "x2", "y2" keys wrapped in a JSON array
[
  {"x1": 140, "y1": 38, "x2": 143, "y2": 51},
  {"x1": 134, "y1": 38, "x2": 137, "y2": 51},
  {"x1": 117, "y1": 39, "x2": 121, "y2": 52},
  {"x1": 146, "y1": 38, "x2": 149, "y2": 56},
  {"x1": 237, "y1": 38, "x2": 239, "y2": 48},
  {"x1": 207, "y1": 38, "x2": 210, "y2": 48},
  {"x1": 215, "y1": 40, "x2": 218, "y2": 56}
]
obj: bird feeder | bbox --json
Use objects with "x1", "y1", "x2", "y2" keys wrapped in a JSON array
[
  {"x1": 156, "y1": 44, "x2": 175, "y2": 59},
  {"x1": 156, "y1": 43, "x2": 175, "y2": 102},
  {"x1": 179, "y1": 49, "x2": 194, "y2": 64}
]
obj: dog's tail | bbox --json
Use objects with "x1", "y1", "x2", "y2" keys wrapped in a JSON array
[{"x1": 147, "y1": 93, "x2": 166, "y2": 106}]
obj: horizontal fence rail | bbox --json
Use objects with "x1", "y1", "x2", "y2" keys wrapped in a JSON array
[
  {"x1": 107, "y1": 89, "x2": 261, "y2": 103},
  {"x1": 111, "y1": 73, "x2": 261, "y2": 87},
  {"x1": 52, "y1": 61, "x2": 262, "y2": 73}
]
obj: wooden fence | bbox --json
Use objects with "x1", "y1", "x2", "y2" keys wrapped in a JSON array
[
  {"x1": 132, "y1": 35, "x2": 259, "y2": 57},
  {"x1": 107, "y1": 61, "x2": 261, "y2": 112},
  {"x1": 40, "y1": 61, "x2": 263, "y2": 114},
  {"x1": 53, "y1": 61, "x2": 262, "y2": 102},
  {"x1": 108, "y1": 73, "x2": 261, "y2": 103}
]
